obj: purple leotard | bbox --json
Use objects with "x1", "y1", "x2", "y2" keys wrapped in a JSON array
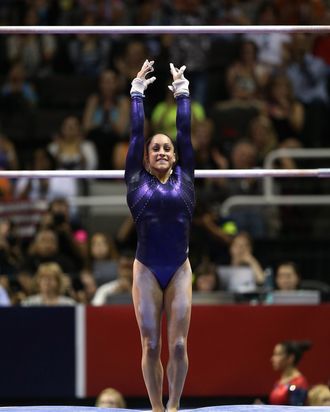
[{"x1": 125, "y1": 93, "x2": 195, "y2": 290}]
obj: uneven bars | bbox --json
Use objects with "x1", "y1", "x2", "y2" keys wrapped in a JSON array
[
  {"x1": 0, "y1": 25, "x2": 329, "y2": 35},
  {"x1": 0, "y1": 169, "x2": 330, "y2": 179}
]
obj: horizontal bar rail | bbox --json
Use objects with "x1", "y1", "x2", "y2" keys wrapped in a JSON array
[
  {"x1": 1, "y1": 169, "x2": 330, "y2": 179},
  {"x1": 0, "y1": 25, "x2": 329, "y2": 35}
]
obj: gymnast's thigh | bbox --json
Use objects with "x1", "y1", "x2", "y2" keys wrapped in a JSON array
[
  {"x1": 132, "y1": 259, "x2": 164, "y2": 339},
  {"x1": 164, "y1": 259, "x2": 192, "y2": 341}
]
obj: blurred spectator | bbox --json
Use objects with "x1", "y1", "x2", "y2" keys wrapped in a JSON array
[
  {"x1": 0, "y1": 62, "x2": 38, "y2": 112},
  {"x1": 6, "y1": 7, "x2": 57, "y2": 78},
  {"x1": 115, "y1": 40, "x2": 149, "y2": 94},
  {"x1": 0, "y1": 132, "x2": 18, "y2": 170},
  {"x1": 218, "y1": 231, "x2": 265, "y2": 291},
  {"x1": 275, "y1": 0, "x2": 326, "y2": 25},
  {"x1": 92, "y1": 250, "x2": 134, "y2": 305},
  {"x1": 79, "y1": 268, "x2": 97, "y2": 304},
  {"x1": 223, "y1": 139, "x2": 270, "y2": 237},
  {"x1": 89, "y1": 232, "x2": 119, "y2": 286},
  {"x1": 269, "y1": 340, "x2": 311, "y2": 405},
  {"x1": 0, "y1": 133, "x2": 18, "y2": 201},
  {"x1": 95, "y1": 387, "x2": 126, "y2": 408},
  {"x1": 50, "y1": 0, "x2": 84, "y2": 25},
  {"x1": 266, "y1": 73, "x2": 305, "y2": 144},
  {"x1": 166, "y1": 0, "x2": 211, "y2": 105},
  {"x1": 248, "y1": 114, "x2": 278, "y2": 166},
  {"x1": 83, "y1": 69, "x2": 130, "y2": 170},
  {"x1": 226, "y1": 38, "x2": 269, "y2": 99},
  {"x1": 0, "y1": 175, "x2": 13, "y2": 201},
  {"x1": 20, "y1": 227, "x2": 77, "y2": 279},
  {"x1": 151, "y1": 88, "x2": 205, "y2": 140},
  {"x1": 115, "y1": 215, "x2": 137, "y2": 252},
  {"x1": 48, "y1": 115, "x2": 98, "y2": 171},
  {"x1": 67, "y1": 12, "x2": 111, "y2": 76},
  {"x1": 286, "y1": 33, "x2": 330, "y2": 147},
  {"x1": 192, "y1": 119, "x2": 219, "y2": 170},
  {"x1": 193, "y1": 260, "x2": 221, "y2": 292},
  {"x1": 21, "y1": 262, "x2": 76, "y2": 306},
  {"x1": 211, "y1": 0, "x2": 252, "y2": 26},
  {"x1": 191, "y1": 118, "x2": 229, "y2": 203},
  {"x1": 95, "y1": 0, "x2": 129, "y2": 25},
  {"x1": 111, "y1": 140, "x2": 129, "y2": 170},
  {"x1": 27, "y1": 0, "x2": 54, "y2": 25},
  {"x1": 264, "y1": 261, "x2": 302, "y2": 304},
  {"x1": 211, "y1": 70, "x2": 264, "y2": 158},
  {"x1": 274, "y1": 261, "x2": 301, "y2": 291},
  {"x1": 308, "y1": 384, "x2": 330, "y2": 406},
  {"x1": 190, "y1": 200, "x2": 235, "y2": 267},
  {"x1": 14, "y1": 147, "x2": 57, "y2": 201},
  {"x1": 47, "y1": 115, "x2": 98, "y2": 204},
  {"x1": 313, "y1": 10, "x2": 330, "y2": 65},
  {"x1": 244, "y1": 1, "x2": 292, "y2": 71},
  {"x1": 41, "y1": 197, "x2": 85, "y2": 270},
  {"x1": 0, "y1": 218, "x2": 22, "y2": 278}
]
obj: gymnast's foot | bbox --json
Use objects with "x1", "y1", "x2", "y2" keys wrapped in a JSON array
[{"x1": 166, "y1": 405, "x2": 179, "y2": 412}]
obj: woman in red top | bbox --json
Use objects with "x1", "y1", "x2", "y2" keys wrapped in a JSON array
[{"x1": 269, "y1": 340, "x2": 311, "y2": 406}]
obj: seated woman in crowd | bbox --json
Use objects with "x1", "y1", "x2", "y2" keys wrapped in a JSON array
[
  {"x1": 21, "y1": 262, "x2": 76, "y2": 306},
  {"x1": 88, "y1": 232, "x2": 119, "y2": 286},
  {"x1": 47, "y1": 115, "x2": 98, "y2": 206},
  {"x1": 226, "y1": 39, "x2": 270, "y2": 99},
  {"x1": 193, "y1": 260, "x2": 221, "y2": 292},
  {"x1": 48, "y1": 115, "x2": 98, "y2": 172},
  {"x1": 275, "y1": 261, "x2": 301, "y2": 291},
  {"x1": 218, "y1": 231, "x2": 265, "y2": 293}
]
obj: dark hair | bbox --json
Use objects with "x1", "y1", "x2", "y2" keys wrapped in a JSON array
[
  {"x1": 255, "y1": 0, "x2": 278, "y2": 23},
  {"x1": 233, "y1": 231, "x2": 253, "y2": 249},
  {"x1": 276, "y1": 261, "x2": 301, "y2": 278},
  {"x1": 281, "y1": 340, "x2": 312, "y2": 365},
  {"x1": 240, "y1": 39, "x2": 259, "y2": 58},
  {"x1": 193, "y1": 261, "x2": 220, "y2": 291}
]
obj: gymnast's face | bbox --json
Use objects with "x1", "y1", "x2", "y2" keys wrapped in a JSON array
[
  {"x1": 271, "y1": 344, "x2": 292, "y2": 371},
  {"x1": 147, "y1": 134, "x2": 176, "y2": 175}
]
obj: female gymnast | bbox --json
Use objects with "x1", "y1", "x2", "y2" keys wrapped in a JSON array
[{"x1": 125, "y1": 59, "x2": 195, "y2": 412}]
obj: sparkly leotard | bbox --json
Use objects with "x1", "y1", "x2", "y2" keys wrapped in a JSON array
[{"x1": 125, "y1": 93, "x2": 195, "y2": 290}]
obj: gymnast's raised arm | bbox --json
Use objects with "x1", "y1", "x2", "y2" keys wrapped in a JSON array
[
  {"x1": 125, "y1": 60, "x2": 156, "y2": 182},
  {"x1": 168, "y1": 63, "x2": 194, "y2": 179}
]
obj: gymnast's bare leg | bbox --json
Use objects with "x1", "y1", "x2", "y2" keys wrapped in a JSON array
[
  {"x1": 132, "y1": 259, "x2": 164, "y2": 412},
  {"x1": 164, "y1": 259, "x2": 192, "y2": 412}
]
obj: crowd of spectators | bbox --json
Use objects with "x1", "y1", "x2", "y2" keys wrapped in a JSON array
[{"x1": 1, "y1": 0, "x2": 330, "y2": 306}]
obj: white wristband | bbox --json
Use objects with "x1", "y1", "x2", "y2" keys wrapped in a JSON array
[
  {"x1": 168, "y1": 78, "x2": 190, "y2": 97},
  {"x1": 130, "y1": 78, "x2": 145, "y2": 96}
]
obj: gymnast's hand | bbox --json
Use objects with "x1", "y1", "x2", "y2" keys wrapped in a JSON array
[
  {"x1": 168, "y1": 63, "x2": 190, "y2": 97},
  {"x1": 130, "y1": 59, "x2": 156, "y2": 96}
]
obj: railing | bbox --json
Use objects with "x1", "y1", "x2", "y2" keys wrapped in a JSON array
[{"x1": 221, "y1": 148, "x2": 330, "y2": 216}]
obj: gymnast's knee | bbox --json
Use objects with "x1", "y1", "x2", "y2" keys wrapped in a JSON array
[
  {"x1": 142, "y1": 336, "x2": 161, "y2": 359},
  {"x1": 169, "y1": 337, "x2": 187, "y2": 360}
]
